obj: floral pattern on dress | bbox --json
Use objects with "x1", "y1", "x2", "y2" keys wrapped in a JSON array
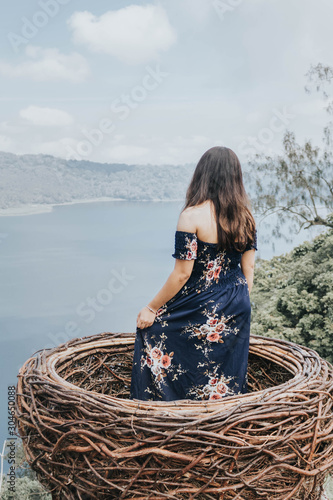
[
  {"x1": 235, "y1": 275, "x2": 248, "y2": 287},
  {"x1": 186, "y1": 365, "x2": 238, "y2": 400},
  {"x1": 154, "y1": 304, "x2": 170, "y2": 327},
  {"x1": 172, "y1": 231, "x2": 198, "y2": 261},
  {"x1": 205, "y1": 256, "x2": 223, "y2": 282},
  {"x1": 181, "y1": 302, "x2": 239, "y2": 347},
  {"x1": 140, "y1": 332, "x2": 188, "y2": 395},
  {"x1": 204, "y1": 251, "x2": 232, "y2": 275},
  {"x1": 193, "y1": 247, "x2": 238, "y2": 292}
]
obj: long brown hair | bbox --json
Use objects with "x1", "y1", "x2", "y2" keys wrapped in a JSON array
[{"x1": 182, "y1": 146, "x2": 256, "y2": 253}]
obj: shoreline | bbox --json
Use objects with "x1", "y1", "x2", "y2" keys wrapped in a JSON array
[{"x1": 0, "y1": 197, "x2": 184, "y2": 217}]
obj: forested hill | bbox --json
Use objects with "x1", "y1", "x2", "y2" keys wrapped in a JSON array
[
  {"x1": 0, "y1": 151, "x2": 196, "y2": 210},
  {"x1": 251, "y1": 228, "x2": 333, "y2": 363}
]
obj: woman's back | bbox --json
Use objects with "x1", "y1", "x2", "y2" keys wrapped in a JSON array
[
  {"x1": 183, "y1": 200, "x2": 219, "y2": 244},
  {"x1": 180, "y1": 199, "x2": 254, "y2": 250}
]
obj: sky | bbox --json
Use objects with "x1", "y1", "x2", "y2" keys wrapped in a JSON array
[{"x1": 0, "y1": 0, "x2": 332, "y2": 165}]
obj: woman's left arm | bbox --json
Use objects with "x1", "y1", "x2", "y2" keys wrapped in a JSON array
[
  {"x1": 137, "y1": 208, "x2": 197, "y2": 329},
  {"x1": 136, "y1": 259, "x2": 194, "y2": 329}
]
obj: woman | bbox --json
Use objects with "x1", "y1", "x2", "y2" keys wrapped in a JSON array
[{"x1": 130, "y1": 146, "x2": 257, "y2": 402}]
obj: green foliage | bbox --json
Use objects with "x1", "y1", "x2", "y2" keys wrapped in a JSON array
[
  {"x1": 251, "y1": 229, "x2": 333, "y2": 363},
  {"x1": 0, "y1": 476, "x2": 51, "y2": 499},
  {"x1": 0, "y1": 439, "x2": 51, "y2": 499}
]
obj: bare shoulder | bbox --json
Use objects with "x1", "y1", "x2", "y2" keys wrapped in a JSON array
[
  {"x1": 183, "y1": 201, "x2": 211, "y2": 216},
  {"x1": 176, "y1": 206, "x2": 198, "y2": 233},
  {"x1": 176, "y1": 201, "x2": 214, "y2": 233}
]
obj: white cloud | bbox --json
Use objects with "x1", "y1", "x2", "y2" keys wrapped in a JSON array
[
  {"x1": 19, "y1": 106, "x2": 74, "y2": 127},
  {"x1": 68, "y1": 5, "x2": 177, "y2": 65},
  {"x1": 0, "y1": 45, "x2": 90, "y2": 82}
]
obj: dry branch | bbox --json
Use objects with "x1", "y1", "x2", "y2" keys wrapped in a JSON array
[{"x1": 14, "y1": 333, "x2": 333, "y2": 499}]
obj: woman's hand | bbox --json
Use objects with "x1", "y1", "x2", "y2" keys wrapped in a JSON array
[{"x1": 137, "y1": 307, "x2": 156, "y2": 329}]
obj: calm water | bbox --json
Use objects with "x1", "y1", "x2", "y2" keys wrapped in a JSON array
[{"x1": 0, "y1": 200, "x2": 324, "y2": 451}]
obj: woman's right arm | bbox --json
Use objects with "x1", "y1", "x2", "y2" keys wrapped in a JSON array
[{"x1": 240, "y1": 249, "x2": 255, "y2": 294}]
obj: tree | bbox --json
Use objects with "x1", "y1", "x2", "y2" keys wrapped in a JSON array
[
  {"x1": 251, "y1": 229, "x2": 333, "y2": 363},
  {"x1": 248, "y1": 64, "x2": 333, "y2": 242}
]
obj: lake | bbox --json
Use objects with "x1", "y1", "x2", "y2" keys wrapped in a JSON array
[{"x1": 0, "y1": 199, "x2": 324, "y2": 452}]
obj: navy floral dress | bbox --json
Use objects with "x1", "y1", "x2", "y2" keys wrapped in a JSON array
[{"x1": 130, "y1": 229, "x2": 258, "y2": 402}]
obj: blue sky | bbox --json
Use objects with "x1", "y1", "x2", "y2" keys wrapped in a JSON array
[{"x1": 0, "y1": 0, "x2": 332, "y2": 165}]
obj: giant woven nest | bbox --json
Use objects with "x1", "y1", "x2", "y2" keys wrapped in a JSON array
[{"x1": 15, "y1": 332, "x2": 333, "y2": 500}]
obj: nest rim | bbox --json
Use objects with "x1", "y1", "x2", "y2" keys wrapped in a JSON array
[{"x1": 23, "y1": 333, "x2": 323, "y2": 415}]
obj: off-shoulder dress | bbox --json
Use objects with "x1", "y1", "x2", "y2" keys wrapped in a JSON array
[{"x1": 130, "y1": 229, "x2": 258, "y2": 401}]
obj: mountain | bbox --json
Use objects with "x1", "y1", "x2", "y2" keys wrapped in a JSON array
[{"x1": 0, "y1": 151, "x2": 196, "y2": 210}]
